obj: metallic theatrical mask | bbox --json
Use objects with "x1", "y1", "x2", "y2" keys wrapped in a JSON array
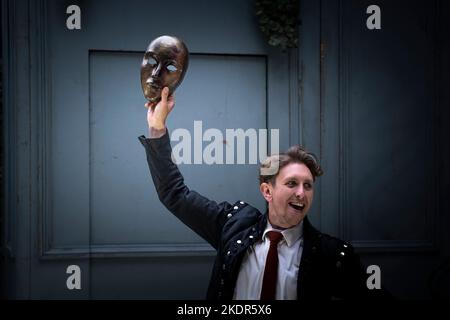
[{"x1": 140, "y1": 35, "x2": 189, "y2": 103}]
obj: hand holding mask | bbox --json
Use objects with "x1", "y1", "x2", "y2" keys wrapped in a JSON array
[{"x1": 140, "y1": 35, "x2": 189, "y2": 103}]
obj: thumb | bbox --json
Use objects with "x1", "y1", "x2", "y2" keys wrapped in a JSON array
[{"x1": 160, "y1": 87, "x2": 169, "y2": 105}]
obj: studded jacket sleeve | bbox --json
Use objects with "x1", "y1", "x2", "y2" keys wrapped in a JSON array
[{"x1": 139, "y1": 131, "x2": 233, "y2": 250}]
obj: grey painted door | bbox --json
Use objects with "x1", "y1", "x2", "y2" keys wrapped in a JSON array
[
  {"x1": 14, "y1": 0, "x2": 297, "y2": 299},
  {"x1": 299, "y1": 0, "x2": 449, "y2": 298}
]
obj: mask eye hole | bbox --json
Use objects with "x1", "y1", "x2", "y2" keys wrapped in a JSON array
[
  {"x1": 147, "y1": 57, "x2": 158, "y2": 66},
  {"x1": 167, "y1": 64, "x2": 177, "y2": 72}
]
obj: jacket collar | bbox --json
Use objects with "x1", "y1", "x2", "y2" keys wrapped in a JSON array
[{"x1": 259, "y1": 212, "x2": 319, "y2": 243}]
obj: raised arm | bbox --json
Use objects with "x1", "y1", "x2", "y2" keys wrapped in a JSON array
[{"x1": 139, "y1": 87, "x2": 232, "y2": 249}]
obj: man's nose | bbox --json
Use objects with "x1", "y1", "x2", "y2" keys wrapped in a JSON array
[{"x1": 295, "y1": 186, "x2": 305, "y2": 199}]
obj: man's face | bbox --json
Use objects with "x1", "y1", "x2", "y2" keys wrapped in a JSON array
[
  {"x1": 140, "y1": 35, "x2": 189, "y2": 102},
  {"x1": 260, "y1": 163, "x2": 314, "y2": 229}
]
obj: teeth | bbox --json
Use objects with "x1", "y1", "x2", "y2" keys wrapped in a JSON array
[
  {"x1": 290, "y1": 203, "x2": 305, "y2": 209},
  {"x1": 291, "y1": 203, "x2": 304, "y2": 207}
]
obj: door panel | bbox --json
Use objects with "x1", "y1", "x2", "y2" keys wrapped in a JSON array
[
  {"x1": 303, "y1": 0, "x2": 442, "y2": 298},
  {"x1": 30, "y1": 0, "x2": 293, "y2": 298},
  {"x1": 342, "y1": 0, "x2": 436, "y2": 245},
  {"x1": 89, "y1": 51, "x2": 267, "y2": 246}
]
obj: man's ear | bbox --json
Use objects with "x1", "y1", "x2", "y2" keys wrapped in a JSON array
[{"x1": 260, "y1": 182, "x2": 273, "y2": 202}]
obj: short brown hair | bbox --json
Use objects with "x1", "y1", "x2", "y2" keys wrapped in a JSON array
[{"x1": 259, "y1": 145, "x2": 323, "y2": 185}]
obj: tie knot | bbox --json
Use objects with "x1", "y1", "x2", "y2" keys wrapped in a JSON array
[{"x1": 266, "y1": 231, "x2": 283, "y2": 245}]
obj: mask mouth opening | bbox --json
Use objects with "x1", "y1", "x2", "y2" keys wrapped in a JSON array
[{"x1": 148, "y1": 83, "x2": 161, "y2": 90}]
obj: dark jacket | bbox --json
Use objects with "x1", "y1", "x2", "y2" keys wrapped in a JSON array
[{"x1": 139, "y1": 132, "x2": 386, "y2": 301}]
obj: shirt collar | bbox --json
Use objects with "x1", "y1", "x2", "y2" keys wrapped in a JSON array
[{"x1": 263, "y1": 219, "x2": 304, "y2": 247}]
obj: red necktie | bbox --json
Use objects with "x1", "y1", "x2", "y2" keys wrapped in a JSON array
[{"x1": 260, "y1": 231, "x2": 284, "y2": 300}]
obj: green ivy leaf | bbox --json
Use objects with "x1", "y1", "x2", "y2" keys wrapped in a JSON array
[{"x1": 255, "y1": 0, "x2": 299, "y2": 50}]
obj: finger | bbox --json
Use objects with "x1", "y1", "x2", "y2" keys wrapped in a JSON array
[
  {"x1": 167, "y1": 95, "x2": 175, "y2": 111},
  {"x1": 147, "y1": 101, "x2": 157, "y2": 109},
  {"x1": 161, "y1": 87, "x2": 169, "y2": 104}
]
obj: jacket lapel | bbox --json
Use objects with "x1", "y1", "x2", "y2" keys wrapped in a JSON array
[{"x1": 297, "y1": 216, "x2": 321, "y2": 299}]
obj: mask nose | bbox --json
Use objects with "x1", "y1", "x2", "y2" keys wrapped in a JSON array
[
  {"x1": 151, "y1": 63, "x2": 162, "y2": 79},
  {"x1": 146, "y1": 77, "x2": 155, "y2": 85}
]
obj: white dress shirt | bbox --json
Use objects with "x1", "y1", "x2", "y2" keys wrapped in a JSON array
[{"x1": 233, "y1": 220, "x2": 304, "y2": 300}]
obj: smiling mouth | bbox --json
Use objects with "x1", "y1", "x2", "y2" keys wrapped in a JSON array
[{"x1": 289, "y1": 203, "x2": 305, "y2": 211}]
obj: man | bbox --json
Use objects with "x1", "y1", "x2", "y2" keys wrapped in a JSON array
[{"x1": 139, "y1": 87, "x2": 384, "y2": 300}]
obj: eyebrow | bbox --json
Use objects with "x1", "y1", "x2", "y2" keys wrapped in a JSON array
[{"x1": 283, "y1": 177, "x2": 313, "y2": 183}]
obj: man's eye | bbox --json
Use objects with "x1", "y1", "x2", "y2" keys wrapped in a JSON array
[
  {"x1": 167, "y1": 64, "x2": 178, "y2": 72},
  {"x1": 304, "y1": 183, "x2": 312, "y2": 190},
  {"x1": 148, "y1": 57, "x2": 157, "y2": 66},
  {"x1": 286, "y1": 181, "x2": 296, "y2": 187}
]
